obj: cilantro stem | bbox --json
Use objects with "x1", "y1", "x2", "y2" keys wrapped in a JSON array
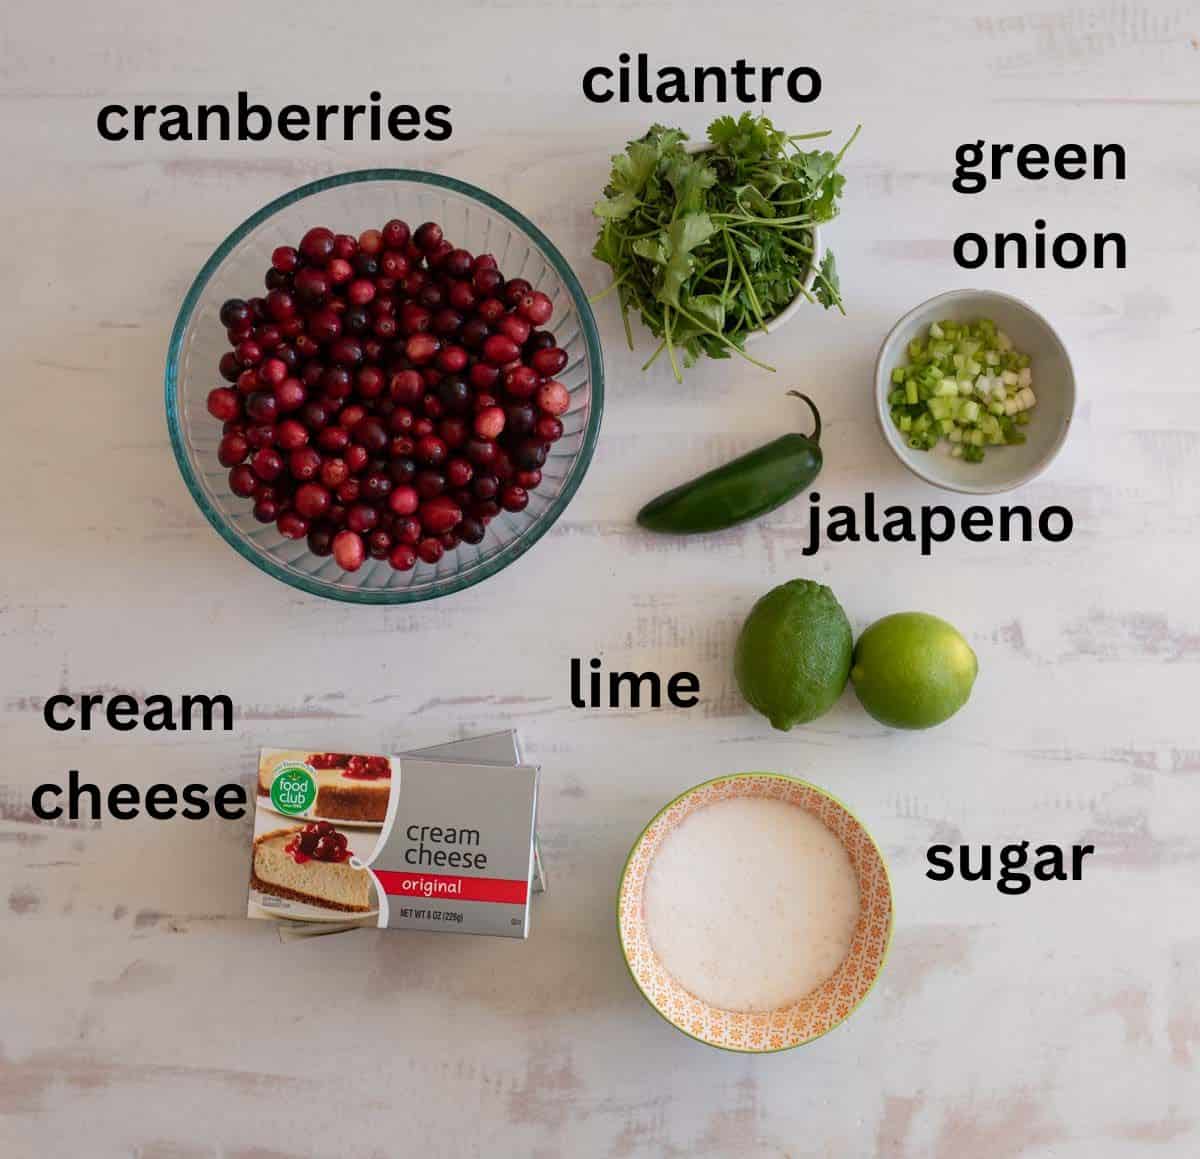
[
  {"x1": 663, "y1": 306, "x2": 682, "y2": 383},
  {"x1": 673, "y1": 303, "x2": 775, "y2": 372}
]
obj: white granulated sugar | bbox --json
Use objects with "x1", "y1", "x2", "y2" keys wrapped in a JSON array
[{"x1": 643, "y1": 797, "x2": 860, "y2": 1013}]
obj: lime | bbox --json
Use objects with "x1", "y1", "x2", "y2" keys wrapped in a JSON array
[
  {"x1": 850, "y1": 612, "x2": 977, "y2": 729},
  {"x1": 734, "y1": 579, "x2": 852, "y2": 731}
]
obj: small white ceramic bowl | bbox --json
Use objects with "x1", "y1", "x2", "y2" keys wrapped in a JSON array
[
  {"x1": 874, "y1": 289, "x2": 1075, "y2": 494},
  {"x1": 684, "y1": 141, "x2": 822, "y2": 343}
]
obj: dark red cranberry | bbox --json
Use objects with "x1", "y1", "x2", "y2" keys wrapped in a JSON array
[
  {"x1": 447, "y1": 281, "x2": 476, "y2": 312},
  {"x1": 352, "y1": 417, "x2": 389, "y2": 454},
  {"x1": 253, "y1": 496, "x2": 280, "y2": 523},
  {"x1": 219, "y1": 351, "x2": 241, "y2": 382},
  {"x1": 458, "y1": 516, "x2": 485, "y2": 545},
  {"x1": 414, "y1": 222, "x2": 444, "y2": 253},
  {"x1": 337, "y1": 479, "x2": 361, "y2": 504},
  {"x1": 294, "y1": 268, "x2": 330, "y2": 305},
  {"x1": 367, "y1": 529, "x2": 393, "y2": 560},
  {"x1": 271, "y1": 245, "x2": 299, "y2": 273},
  {"x1": 294, "y1": 482, "x2": 332, "y2": 519},
  {"x1": 504, "y1": 365, "x2": 539, "y2": 399},
  {"x1": 302, "y1": 400, "x2": 333, "y2": 430},
  {"x1": 251, "y1": 447, "x2": 284, "y2": 481},
  {"x1": 535, "y1": 415, "x2": 564, "y2": 442},
  {"x1": 273, "y1": 344, "x2": 300, "y2": 372},
  {"x1": 527, "y1": 329, "x2": 555, "y2": 352},
  {"x1": 220, "y1": 298, "x2": 251, "y2": 328},
  {"x1": 343, "y1": 307, "x2": 370, "y2": 335},
  {"x1": 382, "y1": 219, "x2": 410, "y2": 250},
  {"x1": 363, "y1": 337, "x2": 385, "y2": 365},
  {"x1": 345, "y1": 445, "x2": 369, "y2": 473},
  {"x1": 373, "y1": 315, "x2": 399, "y2": 341},
  {"x1": 389, "y1": 369, "x2": 423, "y2": 405},
  {"x1": 472, "y1": 475, "x2": 499, "y2": 500},
  {"x1": 461, "y1": 318, "x2": 490, "y2": 350},
  {"x1": 218, "y1": 433, "x2": 249, "y2": 467},
  {"x1": 321, "y1": 458, "x2": 349, "y2": 488},
  {"x1": 415, "y1": 435, "x2": 448, "y2": 466},
  {"x1": 346, "y1": 504, "x2": 379, "y2": 534},
  {"x1": 446, "y1": 458, "x2": 473, "y2": 488},
  {"x1": 438, "y1": 418, "x2": 468, "y2": 449},
  {"x1": 531, "y1": 346, "x2": 569, "y2": 376},
  {"x1": 274, "y1": 378, "x2": 306, "y2": 413},
  {"x1": 474, "y1": 498, "x2": 501, "y2": 521},
  {"x1": 395, "y1": 515, "x2": 421, "y2": 545},
  {"x1": 513, "y1": 438, "x2": 548, "y2": 470},
  {"x1": 388, "y1": 457, "x2": 416, "y2": 485},
  {"x1": 235, "y1": 340, "x2": 263, "y2": 368},
  {"x1": 322, "y1": 366, "x2": 352, "y2": 399},
  {"x1": 245, "y1": 391, "x2": 279, "y2": 423},
  {"x1": 417, "y1": 537, "x2": 444, "y2": 564},
  {"x1": 503, "y1": 278, "x2": 533, "y2": 307},
  {"x1": 476, "y1": 297, "x2": 506, "y2": 324},
  {"x1": 505, "y1": 403, "x2": 536, "y2": 436},
  {"x1": 427, "y1": 239, "x2": 455, "y2": 268},
  {"x1": 414, "y1": 470, "x2": 446, "y2": 500},
  {"x1": 500, "y1": 483, "x2": 529, "y2": 512},
  {"x1": 265, "y1": 290, "x2": 296, "y2": 322},
  {"x1": 299, "y1": 227, "x2": 335, "y2": 266},
  {"x1": 516, "y1": 468, "x2": 542, "y2": 489},
  {"x1": 352, "y1": 253, "x2": 380, "y2": 278},
  {"x1": 473, "y1": 266, "x2": 503, "y2": 295},
  {"x1": 245, "y1": 423, "x2": 276, "y2": 450},
  {"x1": 437, "y1": 377, "x2": 471, "y2": 414},
  {"x1": 362, "y1": 471, "x2": 392, "y2": 501},
  {"x1": 307, "y1": 525, "x2": 335, "y2": 556},
  {"x1": 258, "y1": 358, "x2": 287, "y2": 388},
  {"x1": 307, "y1": 308, "x2": 342, "y2": 343},
  {"x1": 482, "y1": 334, "x2": 520, "y2": 365},
  {"x1": 329, "y1": 337, "x2": 364, "y2": 367},
  {"x1": 264, "y1": 266, "x2": 289, "y2": 291},
  {"x1": 466, "y1": 438, "x2": 498, "y2": 467},
  {"x1": 417, "y1": 283, "x2": 444, "y2": 309}
]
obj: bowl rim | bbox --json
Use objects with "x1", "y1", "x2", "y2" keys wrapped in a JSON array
[
  {"x1": 873, "y1": 287, "x2": 1076, "y2": 495},
  {"x1": 616, "y1": 771, "x2": 895, "y2": 1053},
  {"x1": 165, "y1": 167, "x2": 604, "y2": 604}
]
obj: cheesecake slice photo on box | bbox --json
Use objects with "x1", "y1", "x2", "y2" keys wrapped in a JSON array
[{"x1": 256, "y1": 748, "x2": 393, "y2": 826}]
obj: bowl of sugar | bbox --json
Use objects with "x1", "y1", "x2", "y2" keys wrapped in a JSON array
[{"x1": 617, "y1": 773, "x2": 893, "y2": 1051}]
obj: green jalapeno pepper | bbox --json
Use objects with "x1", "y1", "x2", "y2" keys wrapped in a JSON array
[{"x1": 636, "y1": 392, "x2": 823, "y2": 534}]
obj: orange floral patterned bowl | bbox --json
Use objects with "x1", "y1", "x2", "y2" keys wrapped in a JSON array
[{"x1": 617, "y1": 773, "x2": 893, "y2": 1052}]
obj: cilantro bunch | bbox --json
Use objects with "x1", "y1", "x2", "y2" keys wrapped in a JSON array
[{"x1": 592, "y1": 113, "x2": 859, "y2": 381}]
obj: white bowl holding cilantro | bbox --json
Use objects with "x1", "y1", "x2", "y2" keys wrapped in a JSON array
[{"x1": 874, "y1": 290, "x2": 1075, "y2": 495}]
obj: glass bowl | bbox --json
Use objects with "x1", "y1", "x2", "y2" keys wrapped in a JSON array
[{"x1": 166, "y1": 169, "x2": 603, "y2": 603}]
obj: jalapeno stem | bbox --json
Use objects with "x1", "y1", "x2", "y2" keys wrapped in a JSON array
[{"x1": 787, "y1": 391, "x2": 822, "y2": 444}]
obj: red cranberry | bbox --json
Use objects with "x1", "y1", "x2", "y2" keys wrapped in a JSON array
[
  {"x1": 437, "y1": 377, "x2": 471, "y2": 414},
  {"x1": 417, "y1": 537, "x2": 444, "y2": 564},
  {"x1": 415, "y1": 435, "x2": 448, "y2": 466},
  {"x1": 277, "y1": 511, "x2": 309, "y2": 539},
  {"x1": 396, "y1": 515, "x2": 422, "y2": 545},
  {"x1": 473, "y1": 266, "x2": 503, "y2": 295},
  {"x1": 535, "y1": 415, "x2": 564, "y2": 442},
  {"x1": 461, "y1": 318, "x2": 490, "y2": 350},
  {"x1": 447, "y1": 281, "x2": 476, "y2": 311},
  {"x1": 245, "y1": 423, "x2": 276, "y2": 449},
  {"x1": 356, "y1": 366, "x2": 385, "y2": 399},
  {"x1": 504, "y1": 366, "x2": 539, "y2": 399},
  {"x1": 439, "y1": 418, "x2": 468, "y2": 449},
  {"x1": 307, "y1": 308, "x2": 342, "y2": 343},
  {"x1": 345, "y1": 445, "x2": 369, "y2": 473},
  {"x1": 367, "y1": 529, "x2": 393, "y2": 559},
  {"x1": 275, "y1": 418, "x2": 309, "y2": 450},
  {"x1": 317, "y1": 426, "x2": 349, "y2": 453},
  {"x1": 427, "y1": 239, "x2": 454, "y2": 268},
  {"x1": 472, "y1": 475, "x2": 499, "y2": 500},
  {"x1": 476, "y1": 297, "x2": 506, "y2": 323},
  {"x1": 251, "y1": 448, "x2": 284, "y2": 481},
  {"x1": 482, "y1": 334, "x2": 520, "y2": 364},
  {"x1": 236, "y1": 369, "x2": 259, "y2": 395},
  {"x1": 500, "y1": 483, "x2": 529, "y2": 512},
  {"x1": 347, "y1": 278, "x2": 376, "y2": 307},
  {"x1": 207, "y1": 387, "x2": 241, "y2": 422},
  {"x1": 333, "y1": 233, "x2": 358, "y2": 260},
  {"x1": 496, "y1": 314, "x2": 531, "y2": 346},
  {"x1": 382, "y1": 219, "x2": 410, "y2": 249},
  {"x1": 469, "y1": 362, "x2": 500, "y2": 392},
  {"x1": 441, "y1": 248, "x2": 471, "y2": 278},
  {"x1": 432, "y1": 308, "x2": 463, "y2": 336},
  {"x1": 329, "y1": 337, "x2": 364, "y2": 367},
  {"x1": 290, "y1": 447, "x2": 322, "y2": 481},
  {"x1": 389, "y1": 485, "x2": 420, "y2": 516},
  {"x1": 420, "y1": 496, "x2": 462, "y2": 535},
  {"x1": 337, "y1": 479, "x2": 361, "y2": 503},
  {"x1": 219, "y1": 351, "x2": 241, "y2": 382},
  {"x1": 474, "y1": 498, "x2": 501, "y2": 520},
  {"x1": 265, "y1": 290, "x2": 296, "y2": 322},
  {"x1": 389, "y1": 369, "x2": 423, "y2": 405},
  {"x1": 438, "y1": 345, "x2": 469, "y2": 374},
  {"x1": 536, "y1": 380, "x2": 571, "y2": 416},
  {"x1": 405, "y1": 333, "x2": 440, "y2": 365},
  {"x1": 355, "y1": 227, "x2": 381, "y2": 254},
  {"x1": 274, "y1": 378, "x2": 306, "y2": 413},
  {"x1": 346, "y1": 504, "x2": 378, "y2": 534},
  {"x1": 519, "y1": 291, "x2": 554, "y2": 325},
  {"x1": 299, "y1": 227, "x2": 335, "y2": 266},
  {"x1": 218, "y1": 432, "x2": 249, "y2": 466},
  {"x1": 271, "y1": 245, "x2": 299, "y2": 273},
  {"x1": 388, "y1": 544, "x2": 417, "y2": 571},
  {"x1": 531, "y1": 346, "x2": 569, "y2": 376},
  {"x1": 446, "y1": 458, "x2": 473, "y2": 488},
  {"x1": 321, "y1": 458, "x2": 349, "y2": 488},
  {"x1": 466, "y1": 438, "x2": 498, "y2": 467},
  {"x1": 294, "y1": 482, "x2": 332, "y2": 519},
  {"x1": 333, "y1": 530, "x2": 366, "y2": 571},
  {"x1": 253, "y1": 496, "x2": 280, "y2": 523},
  {"x1": 516, "y1": 469, "x2": 542, "y2": 489},
  {"x1": 235, "y1": 340, "x2": 263, "y2": 368},
  {"x1": 373, "y1": 315, "x2": 399, "y2": 341},
  {"x1": 327, "y1": 258, "x2": 354, "y2": 285},
  {"x1": 322, "y1": 366, "x2": 353, "y2": 399}
]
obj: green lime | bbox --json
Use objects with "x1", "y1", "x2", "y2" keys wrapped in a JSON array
[
  {"x1": 734, "y1": 579, "x2": 853, "y2": 731},
  {"x1": 851, "y1": 612, "x2": 977, "y2": 729}
]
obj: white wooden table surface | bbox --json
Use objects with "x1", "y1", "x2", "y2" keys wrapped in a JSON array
[{"x1": 2, "y1": 2, "x2": 1198, "y2": 1155}]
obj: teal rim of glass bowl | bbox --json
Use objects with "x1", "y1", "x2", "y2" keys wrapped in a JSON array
[{"x1": 165, "y1": 167, "x2": 605, "y2": 604}]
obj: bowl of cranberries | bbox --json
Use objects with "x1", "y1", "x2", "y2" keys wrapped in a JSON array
[{"x1": 166, "y1": 170, "x2": 603, "y2": 602}]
